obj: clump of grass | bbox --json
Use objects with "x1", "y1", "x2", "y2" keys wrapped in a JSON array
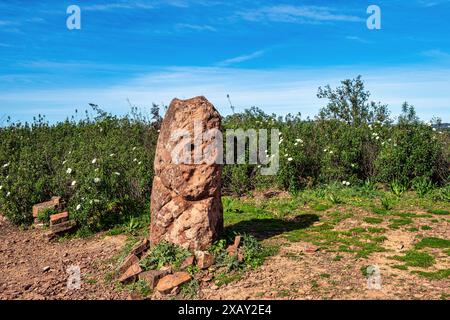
[
  {"x1": 412, "y1": 269, "x2": 450, "y2": 280},
  {"x1": 139, "y1": 241, "x2": 190, "y2": 271},
  {"x1": 312, "y1": 203, "x2": 331, "y2": 211},
  {"x1": 415, "y1": 237, "x2": 450, "y2": 249},
  {"x1": 380, "y1": 196, "x2": 395, "y2": 210},
  {"x1": 428, "y1": 209, "x2": 450, "y2": 216},
  {"x1": 392, "y1": 264, "x2": 408, "y2": 270},
  {"x1": 180, "y1": 279, "x2": 200, "y2": 299},
  {"x1": 420, "y1": 225, "x2": 432, "y2": 230},
  {"x1": 364, "y1": 217, "x2": 383, "y2": 224},
  {"x1": 392, "y1": 250, "x2": 435, "y2": 268},
  {"x1": 389, "y1": 217, "x2": 413, "y2": 229}
]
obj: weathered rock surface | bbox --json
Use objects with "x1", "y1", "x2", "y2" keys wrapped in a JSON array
[
  {"x1": 119, "y1": 262, "x2": 142, "y2": 284},
  {"x1": 155, "y1": 272, "x2": 191, "y2": 294},
  {"x1": 150, "y1": 96, "x2": 223, "y2": 250},
  {"x1": 139, "y1": 269, "x2": 171, "y2": 289}
]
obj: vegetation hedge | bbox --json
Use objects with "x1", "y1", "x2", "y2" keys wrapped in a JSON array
[{"x1": 0, "y1": 78, "x2": 448, "y2": 230}]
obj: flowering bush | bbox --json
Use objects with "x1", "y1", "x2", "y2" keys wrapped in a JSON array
[{"x1": 0, "y1": 109, "x2": 159, "y2": 229}]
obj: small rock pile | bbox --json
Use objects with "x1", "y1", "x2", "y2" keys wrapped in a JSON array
[
  {"x1": 32, "y1": 196, "x2": 76, "y2": 239},
  {"x1": 117, "y1": 235, "x2": 244, "y2": 297}
]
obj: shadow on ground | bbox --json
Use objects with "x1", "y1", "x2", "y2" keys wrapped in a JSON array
[{"x1": 224, "y1": 213, "x2": 319, "y2": 241}]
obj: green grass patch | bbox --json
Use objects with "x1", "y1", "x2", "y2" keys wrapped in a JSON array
[
  {"x1": 388, "y1": 218, "x2": 413, "y2": 229},
  {"x1": 428, "y1": 209, "x2": 450, "y2": 216},
  {"x1": 420, "y1": 225, "x2": 432, "y2": 230},
  {"x1": 392, "y1": 264, "x2": 408, "y2": 270},
  {"x1": 363, "y1": 217, "x2": 383, "y2": 224},
  {"x1": 415, "y1": 237, "x2": 450, "y2": 249},
  {"x1": 312, "y1": 203, "x2": 331, "y2": 211},
  {"x1": 412, "y1": 269, "x2": 450, "y2": 280},
  {"x1": 214, "y1": 272, "x2": 242, "y2": 287},
  {"x1": 392, "y1": 250, "x2": 435, "y2": 268}
]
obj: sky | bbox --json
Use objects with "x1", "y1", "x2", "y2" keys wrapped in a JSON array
[{"x1": 0, "y1": 0, "x2": 449, "y2": 124}]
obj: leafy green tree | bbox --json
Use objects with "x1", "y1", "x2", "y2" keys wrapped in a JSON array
[{"x1": 317, "y1": 75, "x2": 390, "y2": 126}]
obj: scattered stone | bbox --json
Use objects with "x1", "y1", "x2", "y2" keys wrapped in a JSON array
[
  {"x1": 170, "y1": 286, "x2": 180, "y2": 295},
  {"x1": 210, "y1": 284, "x2": 219, "y2": 290},
  {"x1": 195, "y1": 251, "x2": 214, "y2": 269},
  {"x1": 130, "y1": 238, "x2": 150, "y2": 257},
  {"x1": 49, "y1": 212, "x2": 69, "y2": 226},
  {"x1": 119, "y1": 254, "x2": 139, "y2": 275},
  {"x1": 42, "y1": 266, "x2": 50, "y2": 273},
  {"x1": 150, "y1": 96, "x2": 223, "y2": 250},
  {"x1": 139, "y1": 269, "x2": 171, "y2": 289},
  {"x1": 156, "y1": 272, "x2": 191, "y2": 294},
  {"x1": 119, "y1": 263, "x2": 142, "y2": 284},
  {"x1": 180, "y1": 255, "x2": 195, "y2": 270},
  {"x1": 304, "y1": 244, "x2": 319, "y2": 254},
  {"x1": 227, "y1": 235, "x2": 242, "y2": 257},
  {"x1": 49, "y1": 220, "x2": 76, "y2": 235}
]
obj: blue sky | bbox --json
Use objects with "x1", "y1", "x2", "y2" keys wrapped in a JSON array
[{"x1": 0, "y1": 0, "x2": 449, "y2": 123}]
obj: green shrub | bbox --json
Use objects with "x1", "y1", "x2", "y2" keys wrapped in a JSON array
[{"x1": 139, "y1": 241, "x2": 191, "y2": 271}]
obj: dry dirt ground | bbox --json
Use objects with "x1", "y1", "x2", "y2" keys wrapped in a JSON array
[{"x1": 1, "y1": 207, "x2": 449, "y2": 300}]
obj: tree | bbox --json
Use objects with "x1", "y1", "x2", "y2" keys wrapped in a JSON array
[{"x1": 317, "y1": 75, "x2": 390, "y2": 126}]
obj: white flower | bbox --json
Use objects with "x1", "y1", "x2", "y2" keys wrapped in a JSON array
[
  {"x1": 94, "y1": 177, "x2": 101, "y2": 183},
  {"x1": 271, "y1": 154, "x2": 275, "y2": 158},
  {"x1": 62, "y1": 160, "x2": 67, "y2": 165},
  {"x1": 68, "y1": 151, "x2": 72, "y2": 155},
  {"x1": 257, "y1": 165, "x2": 261, "y2": 168},
  {"x1": 110, "y1": 153, "x2": 115, "y2": 157},
  {"x1": 133, "y1": 158, "x2": 138, "y2": 162},
  {"x1": 95, "y1": 168, "x2": 99, "y2": 172},
  {"x1": 432, "y1": 128, "x2": 436, "y2": 132},
  {"x1": 113, "y1": 172, "x2": 120, "y2": 176},
  {"x1": 264, "y1": 149, "x2": 268, "y2": 154},
  {"x1": 66, "y1": 168, "x2": 73, "y2": 174},
  {"x1": 138, "y1": 161, "x2": 142, "y2": 165},
  {"x1": 323, "y1": 149, "x2": 327, "y2": 152},
  {"x1": 76, "y1": 204, "x2": 81, "y2": 211},
  {"x1": 132, "y1": 147, "x2": 137, "y2": 151},
  {"x1": 342, "y1": 180, "x2": 347, "y2": 185},
  {"x1": 2, "y1": 163, "x2": 10, "y2": 168},
  {"x1": 71, "y1": 180, "x2": 76, "y2": 186},
  {"x1": 0, "y1": 185, "x2": 2, "y2": 190},
  {"x1": 157, "y1": 129, "x2": 160, "y2": 132},
  {"x1": 94, "y1": 199, "x2": 100, "y2": 203},
  {"x1": 329, "y1": 151, "x2": 333, "y2": 154},
  {"x1": 346, "y1": 181, "x2": 350, "y2": 186},
  {"x1": 375, "y1": 136, "x2": 380, "y2": 140},
  {"x1": 92, "y1": 158, "x2": 97, "y2": 164},
  {"x1": 6, "y1": 191, "x2": 10, "y2": 197},
  {"x1": 284, "y1": 154, "x2": 289, "y2": 157},
  {"x1": 287, "y1": 157, "x2": 293, "y2": 162},
  {"x1": 294, "y1": 143, "x2": 298, "y2": 146},
  {"x1": 296, "y1": 139, "x2": 303, "y2": 143},
  {"x1": 278, "y1": 132, "x2": 282, "y2": 136}
]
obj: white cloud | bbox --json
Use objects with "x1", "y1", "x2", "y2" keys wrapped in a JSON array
[
  {"x1": 83, "y1": 1, "x2": 154, "y2": 11},
  {"x1": 1, "y1": 65, "x2": 449, "y2": 122},
  {"x1": 422, "y1": 49, "x2": 450, "y2": 60},
  {"x1": 345, "y1": 36, "x2": 372, "y2": 44},
  {"x1": 175, "y1": 23, "x2": 217, "y2": 32},
  {"x1": 217, "y1": 51, "x2": 265, "y2": 66},
  {"x1": 238, "y1": 5, "x2": 364, "y2": 24}
]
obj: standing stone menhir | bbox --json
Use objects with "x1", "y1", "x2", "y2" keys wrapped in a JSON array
[{"x1": 150, "y1": 96, "x2": 223, "y2": 250}]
